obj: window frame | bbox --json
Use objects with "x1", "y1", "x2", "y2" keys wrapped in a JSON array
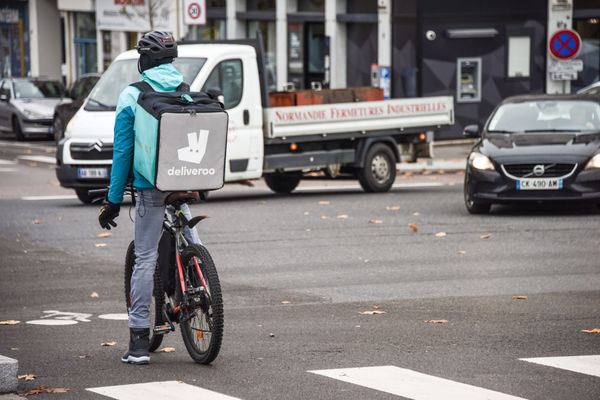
[{"x1": 202, "y1": 58, "x2": 244, "y2": 110}]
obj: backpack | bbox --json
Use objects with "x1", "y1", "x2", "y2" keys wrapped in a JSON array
[{"x1": 130, "y1": 81, "x2": 229, "y2": 191}]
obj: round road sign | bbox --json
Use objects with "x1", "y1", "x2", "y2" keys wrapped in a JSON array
[
  {"x1": 188, "y1": 2, "x2": 201, "y2": 20},
  {"x1": 549, "y1": 29, "x2": 582, "y2": 60}
]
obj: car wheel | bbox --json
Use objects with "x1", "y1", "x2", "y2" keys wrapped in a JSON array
[
  {"x1": 53, "y1": 114, "x2": 64, "y2": 143},
  {"x1": 12, "y1": 116, "x2": 25, "y2": 141},
  {"x1": 464, "y1": 175, "x2": 491, "y2": 214}
]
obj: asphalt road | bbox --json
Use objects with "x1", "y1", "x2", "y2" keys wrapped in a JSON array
[{"x1": 0, "y1": 144, "x2": 599, "y2": 400}]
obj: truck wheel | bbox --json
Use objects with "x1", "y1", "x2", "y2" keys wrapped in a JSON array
[
  {"x1": 264, "y1": 174, "x2": 301, "y2": 194},
  {"x1": 76, "y1": 189, "x2": 97, "y2": 205},
  {"x1": 357, "y1": 143, "x2": 396, "y2": 193}
]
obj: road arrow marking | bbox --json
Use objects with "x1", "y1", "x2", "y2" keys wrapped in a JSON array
[
  {"x1": 309, "y1": 365, "x2": 527, "y2": 400},
  {"x1": 87, "y1": 381, "x2": 242, "y2": 400},
  {"x1": 520, "y1": 355, "x2": 600, "y2": 378}
]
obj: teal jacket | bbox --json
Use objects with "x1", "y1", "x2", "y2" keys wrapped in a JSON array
[{"x1": 107, "y1": 63, "x2": 184, "y2": 204}]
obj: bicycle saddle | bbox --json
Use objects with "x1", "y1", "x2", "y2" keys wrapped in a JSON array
[{"x1": 165, "y1": 191, "x2": 200, "y2": 205}]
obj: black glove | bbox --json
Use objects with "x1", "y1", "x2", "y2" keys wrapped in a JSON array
[{"x1": 99, "y1": 201, "x2": 120, "y2": 230}]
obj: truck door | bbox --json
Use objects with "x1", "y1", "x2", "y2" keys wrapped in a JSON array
[{"x1": 201, "y1": 58, "x2": 263, "y2": 181}]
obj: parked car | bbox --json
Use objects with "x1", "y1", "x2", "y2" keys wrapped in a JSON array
[
  {"x1": 53, "y1": 73, "x2": 100, "y2": 142},
  {"x1": 577, "y1": 81, "x2": 600, "y2": 96},
  {"x1": 0, "y1": 77, "x2": 68, "y2": 141},
  {"x1": 463, "y1": 94, "x2": 600, "y2": 214}
]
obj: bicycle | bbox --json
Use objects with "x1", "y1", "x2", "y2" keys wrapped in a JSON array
[{"x1": 93, "y1": 188, "x2": 224, "y2": 364}]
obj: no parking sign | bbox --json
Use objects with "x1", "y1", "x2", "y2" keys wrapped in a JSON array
[
  {"x1": 548, "y1": 29, "x2": 581, "y2": 60},
  {"x1": 184, "y1": 0, "x2": 206, "y2": 25}
]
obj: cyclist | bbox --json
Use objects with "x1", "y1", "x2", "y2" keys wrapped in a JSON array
[{"x1": 98, "y1": 31, "x2": 200, "y2": 365}]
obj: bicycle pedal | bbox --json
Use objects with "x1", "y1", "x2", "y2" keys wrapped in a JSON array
[{"x1": 153, "y1": 324, "x2": 175, "y2": 335}]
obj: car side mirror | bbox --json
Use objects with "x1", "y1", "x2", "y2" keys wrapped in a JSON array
[{"x1": 463, "y1": 124, "x2": 480, "y2": 138}]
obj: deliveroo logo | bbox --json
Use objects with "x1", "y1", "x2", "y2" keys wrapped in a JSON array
[{"x1": 178, "y1": 130, "x2": 209, "y2": 164}]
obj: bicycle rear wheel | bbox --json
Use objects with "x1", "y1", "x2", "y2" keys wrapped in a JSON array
[
  {"x1": 124, "y1": 240, "x2": 165, "y2": 352},
  {"x1": 179, "y1": 244, "x2": 224, "y2": 364}
]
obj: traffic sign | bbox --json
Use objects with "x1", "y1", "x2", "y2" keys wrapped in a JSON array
[
  {"x1": 548, "y1": 59, "x2": 583, "y2": 73},
  {"x1": 184, "y1": 0, "x2": 206, "y2": 25},
  {"x1": 548, "y1": 29, "x2": 581, "y2": 60}
]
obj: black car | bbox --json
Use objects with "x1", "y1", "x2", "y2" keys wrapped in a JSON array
[
  {"x1": 463, "y1": 94, "x2": 600, "y2": 214},
  {"x1": 53, "y1": 73, "x2": 100, "y2": 142}
]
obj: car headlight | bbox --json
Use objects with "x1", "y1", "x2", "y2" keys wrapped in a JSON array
[
  {"x1": 585, "y1": 153, "x2": 600, "y2": 170},
  {"x1": 468, "y1": 152, "x2": 495, "y2": 171},
  {"x1": 22, "y1": 109, "x2": 46, "y2": 120}
]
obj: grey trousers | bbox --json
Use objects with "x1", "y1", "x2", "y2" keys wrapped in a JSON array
[{"x1": 128, "y1": 189, "x2": 201, "y2": 328}]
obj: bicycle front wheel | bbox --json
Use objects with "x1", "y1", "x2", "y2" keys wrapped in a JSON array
[
  {"x1": 124, "y1": 241, "x2": 165, "y2": 352},
  {"x1": 179, "y1": 244, "x2": 224, "y2": 364}
]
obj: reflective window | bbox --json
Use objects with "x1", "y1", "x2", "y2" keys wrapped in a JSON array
[
  {"x1": 14, "y1": 80, "x2": 64, "y2": 99},
  {"x1": 202, "y1": 59, "x2": 243, "y2": 109}
]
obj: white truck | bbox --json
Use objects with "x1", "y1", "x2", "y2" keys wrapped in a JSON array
[{"x1": 56, "y1": 40, "x2": 454, "y2": 203}]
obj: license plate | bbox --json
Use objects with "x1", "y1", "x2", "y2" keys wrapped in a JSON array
[
  {"x1": 77, "y1": 168, "x2": 108, "y2": 179},
  {"x1": 517, "y1": 178, "x2": 563, "y2": 190}
]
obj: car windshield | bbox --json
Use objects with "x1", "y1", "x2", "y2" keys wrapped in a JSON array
[
  {"x1": 85, "y1": 57, "x2": 207, "y2": 111},
  {"x1": 14, "y1": 80, "x2": 64, "y2": 99},
  {"x1": 488, "y1": 100, "x2": 600, "y2": 133}
]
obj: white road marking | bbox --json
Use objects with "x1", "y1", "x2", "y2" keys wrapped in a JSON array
[
  {"x1": 98, "y1": 313, "x2": 129, "y2": 321},
  {"x1": 26, "y1": 320, "x2": 78, "y2": 326},
  {"x1": 309, "y1": 366, "x2": 527, "y2": 400},
  {"x1": 21, "y1": 195, "x2": 78, "y2": 201},
  {"x1": 0, "y1": 168, "x2": 17, "y2": 172},
  {"x1": 520, "y1": 355, "x2": 600, "y2": 378},
  {"x1": 0, "y1": 159, "x2": 16, "y2": 165},
  {"x1": 17, "y1": 155, "x2": 56, "y2": 164},
  {"x1": 297, "y1": 182, "x2": 444, "y2": 192},
  {"x1": 87, "y1": 381, "x2": 242, "y2": 400}
]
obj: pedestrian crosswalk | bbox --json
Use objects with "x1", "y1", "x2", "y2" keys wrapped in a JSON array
[{"x1": 86, "y1": 355, "x2": 600, "y2": 399}]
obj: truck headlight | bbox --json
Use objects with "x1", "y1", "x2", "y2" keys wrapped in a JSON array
[
  {"x1": 468, "y1": 152, "x2": 495, "y2": 171},
  {"x1": 585, "y1": 153, "x2": 600, "y2": 170}
]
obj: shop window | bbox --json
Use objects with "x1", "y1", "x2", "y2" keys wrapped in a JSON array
[
  {"x1": 186, "y1": 20, "x2": 226, "y2": 40},
  {"x1": 572, "y1": 17, "x2": 600, "y2": 91},
  {"x1": 248, "y1": 21, "x2": 277, "y2": 90},
  {"x1": 246, "y1": 0, "x2": 276, "y2": 10},
  {"x1": 507, "y1": 36, "x2": 531, "y2": 78},
  {"x1": 457, "y1": 58, "x2": 481, "y2": 103},
  {"x1": 74, "y1": 13, "x2": 98, "y2": 77},
  {"x1": 202, "y1": 59, "x2": 243, "y2": 109},
  {"x1": 347, "y1": 0, "x2": 377, "y2": 14},
  {"x1": 298, "y1": 0, "x2": 325, "y2": 13}
]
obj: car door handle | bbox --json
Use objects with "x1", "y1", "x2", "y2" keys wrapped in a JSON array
[{"x1": 243, "y1": 109, "x2": 250, "y2": 125}]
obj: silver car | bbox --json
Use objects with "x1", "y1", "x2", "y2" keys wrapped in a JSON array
[{"x1": 0, "y1": 77, "x2": 69, "y2": 140}]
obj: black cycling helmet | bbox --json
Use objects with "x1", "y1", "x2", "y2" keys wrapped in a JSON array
[{"x1": 136, "y1": 31, "x2": 178, "y2": 60}]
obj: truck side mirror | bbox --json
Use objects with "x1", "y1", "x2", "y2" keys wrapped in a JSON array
[
  {"x1": 0, "y1": 94, "x2": 8, "y2": 102},
  {"x1": 463, "y1": 124, "x2": 480, "y2": 138}
]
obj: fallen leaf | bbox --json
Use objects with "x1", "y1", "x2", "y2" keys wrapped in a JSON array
[
  {"x1": 269, "y1": 333, "x2": 275, "y2": 337},
  {"x1": 157, "y1": 347, "x2": 176, "y2": 353},
  {"x1": 305, "y1": 228, "x2": 311, "y2": 232},
  {"x1": 480, "y1": 233, "x2": 492, "y2": 240},
  {"x1": 386, "y1": 206, "x2": 401, "y2": 211},
  {"x1": 422, "y1": 170, "x2": 432, "y2": 176},
  {"x1": 90, "y1": 292, "x2": 99, "y2": 298},
  {"x1": 24, "y1": 386, "x2": 70, "y2": 395},
  {"x1": 512, "y1": 295, "x2": 528, "y2": 300},
  {"x1": 0, "y1": 320, "x2": 20, "y2": 325},
  {"x1": 95, "y1": 243, "x2": 108, "y2": 248},
  {"x1": 303, "y1": 211, "x2": 310, "y2": 216},
  {"x1": 78, "y1": 355, "x2": 89, "y2": 359},
  {"x1": 359, "y1": 310, "x2": 387, "y2": 315},
  {"x1": 336, "y1": 214, "x2": 349, "y2": 219},
  {"x1": 10, "y1": 347, "x2": 19, "y2": 351},
  {"x1": 281, "y1": 300, "x2": 291, "y2": 304},
  {"x1": 457, "y1": 250, "x2": 467, "y2": 255},
  {"x1": 320, "y1": 215, "x2": 330, "y2": 220},
  {"x1": 435, "y1": 232, "x2": 447, "y2": 237},
  {"x1": 97, "y1": 232, "x2": 112, "y2": 238},
  {"x1": 581, "y1": 328, "x2": 600, "y2": 334},
  {"x1": 369, "y1": 219, "x2": 383, "y2": 224},
  {"x1": 403, "y1": 172, "x2": 414, "y2": 177},
  {"x1": 100, "y1": 341, "x2": 117, "y2": 347},
  {"x1": 32, "y1": 219, "x2": 42, "y2": 225},
  {"x1": 413, "y1": 212, "x2": 420, "y2": 216},
  {"x1": 424, "y1": 319, "x2": 448, "y2": 324},
  {"x1": 18, "y1": 374, "x2": 36, "y2": 381},
  {"x1": 318, "y1": 200, "x2": 330, "y2": 205},
  {"x1": 408, "y1": 223, "x2": 418, "y2": 233},
  {"x1": 438, "y1": 170, "x2": 446, "y2": 175}
]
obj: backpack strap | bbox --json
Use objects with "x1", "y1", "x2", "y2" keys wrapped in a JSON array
[
  {"x1": 130, "y1": 81, "x2": 154, "y2": 93},
  {"x1": 176, "y1": 82, "x2": 190, "y2": 92}
]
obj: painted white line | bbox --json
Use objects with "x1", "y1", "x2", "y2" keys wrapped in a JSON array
[
  {"x1": 26, "y1": 320, "x2": 78, "y2": 326},
  {"x1": 17, "y1": 155, "x2": 56, "y2": 164},
  {"x1": 309, "y1": 366, "x2": 527, "y2": 400},
  {"x1": 21, "y1": 195, "x2": 78, "y2": 201},
  {"x1": 87, "y1": 381, "x2": 242, "y2": 400},
  {"x1": 98, "y1": 313, "x2": 129, "y2": 321},
  {"x1": 0, "y1": 159, "x2": 16, "y2": 165},
  {"x1": 520, "y1": 355, "x2": 600, "y2": 378},
  {"x1": 0, "y1": 168, "x2": 17, "y2": 172},
  {"x1": 297, "y1": 182, "x2": 444, "y2": 192}
]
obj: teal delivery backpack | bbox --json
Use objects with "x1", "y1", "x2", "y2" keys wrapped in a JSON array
[{"x1": 131, "y1": 81, "x2": 229, "y2": 191}]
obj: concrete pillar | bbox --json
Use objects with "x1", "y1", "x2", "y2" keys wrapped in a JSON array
[
  {"x1": 546, "y1": 0, "x2": 573, "y2": 94},
  {"x1": 226, "y1": 0, "x2": 246, "y2": 39},
  {"x1": 275, "y1": 0, "x2": 288, "y2": 89},
  {"x1": 326, "y1": 0, "x2": 346, "y2": 88},
  {"x1": 29, "y1": 0, "x2": 62, "y2": 78}
]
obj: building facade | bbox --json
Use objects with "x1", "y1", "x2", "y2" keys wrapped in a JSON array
[{"x1": 0, "y1": 0, "x2": 598, "y2": 138}]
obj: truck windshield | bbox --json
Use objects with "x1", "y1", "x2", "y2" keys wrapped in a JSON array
[
  {"x1": 488, "y1": 101, "x2": 600, "y2": 133},
  {"x1": 85, "y1": 57, "x2": 207, "y2": 111}
]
